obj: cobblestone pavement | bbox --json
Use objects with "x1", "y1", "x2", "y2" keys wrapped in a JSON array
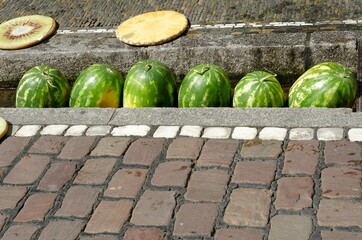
[
  {"x1": 0, "y1": 124, "x2": 362, "y2": 239},
  {"x1": 1, "y1": 0, "x2": 362, "y2": 29}
]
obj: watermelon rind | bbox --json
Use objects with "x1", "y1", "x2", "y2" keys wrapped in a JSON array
[
  {"x1": 69, "y1": 64, "x2": 124, "y2": 108},
  {"x1": 16, "y1": 65, "x2": 70, "y2": 108},
  {"x1": 123, "y1": 60, "x2": 177, "y2": 107},
  {"x1": 233, "y1": 71, "x2": 285, "y2": 108},
  {"x1": 178, "y1": 64, "x2": 231, "y2": 107},
  {"x1": 288, "y1": 62, "x2": 357, "y2": 108}
]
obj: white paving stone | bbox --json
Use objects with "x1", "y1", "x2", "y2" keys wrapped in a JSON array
[
  {"x1": 64, "y1": 125, "x2": 88, "y2": 136},
  {"x1": 153, "y1": 126, "x2": 180, "y2": 138},
  {"x1": 317, "y1": 128, "x2": 344, "y2": 141},
  {"x1": 348, "y1": 128, "x2": 362, "y2": 142},
  {"x1": 111, "y1": 125, "x2": 150, "y2": 137},
  {"x1": 15, "y1": 125, "x2": 42, "y2": 137},
  {"x1": 259, "y1": 127, "x2": 287, "y2": 140},
  {"x1": 232, "y1": 127, "x2": 258, "y2": 140},
  {"x1": 289, "y1": 128, "x2": 314, "y2": 140},
  {"x1": 86, "y1": 125, "x2": 112, "y2": 136},
  {"x1": 202, "y1": 127, "x2": 231, "y2": 139},
  {"x1": 179, "y1": 125, "x2": 203, "y2": 137},
  {"x1": 40, "y1": 125, "x2": 69, "y2": 135}
]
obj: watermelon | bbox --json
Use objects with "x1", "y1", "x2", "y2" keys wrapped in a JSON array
[
  {"x1": 178, "y1": 64, "x2": 231, "y2": 107},
  {"x1": 69, "y1": 64, "x2": 124, "y2": 108},
  {"x1": 233, "y1": 71, "x2": 285, "y2": 108},
  {"x1": 288, "y1": 62, "x2": 357, "y2": 108},
  {"x1": 123, "y1": 60, "x2": 177, "y2": 107},
  {"x1": 16, "y1": 65, "x2": 70, "y2": 108}
]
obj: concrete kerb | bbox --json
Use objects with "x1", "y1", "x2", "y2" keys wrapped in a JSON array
[
  {"x1": 0, "y1": 107, "x2": 361, "y2": 128},
  {"x1": 0, "y1": 28, "x2": 361, "y2": 88}
]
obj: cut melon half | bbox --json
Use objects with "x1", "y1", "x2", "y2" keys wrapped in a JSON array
[
  {"x1": 0, "y1": 15, "x2": 56, "y2": 50},
  {"x1": 0, "y1": 117, "x2": 8, "y2": 139},
  {"x1": 116, "y1": 10, "x2": 188, "y2": 46}
]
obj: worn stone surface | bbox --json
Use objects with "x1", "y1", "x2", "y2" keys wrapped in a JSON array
[
  {"x1": 2, "y1": 224, "x2": 39, "y2": 240},
  {"x1": 166, "y1": 137, "x2": 204, "y2": 159},
  {"x1": 151, "y1": 161, "x2": 192, "y2": 187},
  {"x1": 274, "y1": 177, "x2": 314, "y2": 210},
  {"x1": 224, "y1": 188, "x2": 272, "y2": 227},
  {"x1": 73, "y1": 158, "x2": 116, "y2": 185},
  {"x1": 214, "y1": 228, "x2": 264, "y2": 240},
  {"x1": 123, "y1": 138, "x2": 165, "y2": 165},
  {"x1": 85, "y1": 200, "x2": 133, "y2": 234},
  {"x1": 130, "y1": 190, "x2": 176, "y2": 226},
  {"x1": 38, "y1": 219, "x2": 85, "y2": 240},
  {"x1": 240, "y1": 140, "x2": 283, "y2": 158},
  {"x1": 0, "y1": 137, "x2": 31, "y2": 167},
  {"x1": 29, "y1": 136, "x2": 68, "y2": 154},
  {"x1": 104, "y1": 168, "x2": 148, "y2": 198},
  {"x1": 231, "y1": 160, "x2": 276, "y2": 185},
  {"x1": 0, "y1": 186, "x2": 28, "y2": 210},
  {"x1": 321, "y1": 166, "x2": 362, "y2": 198},
  {"x1": 324, "y1": 141, "x2": 362, "y2": 165},
  {"x1": 283, "y1": 140, "x2": 320, "y2": 175},
  {"x1": 90, "y1": 137, "x2": 131, "y2": 157},
  {"x1": 37, "y1": 162, "x2": 77, "y2": 191},
  {"x1": 318, "y1": 199, "x2": 362, "y2": 227},
  {"x1": 320, "y1": 231, "x2": 362, "y2": 240},
  {"x1": 58, "y1": 136, "x2": 96, "y2": 160},
  {"x1": 197, "y1": 139, "x2": 238, "y2": 167},
  {"x1": 123, "y1": 228, "x2": 164, "y2": 240},
  {"x1": 268, "y1": 215, "x2": 313, "y2": 240},
  {"x1": 185, "y1": 169, "x2": 229, "y2": 202},
  {"x1": 173, "y1": 203, "x2": 218, "y2": 237}
]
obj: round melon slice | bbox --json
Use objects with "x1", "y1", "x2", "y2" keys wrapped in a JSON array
[
  {"x1": 116, "y1": 10, "x2": 188, "y2": 46},
  {"x1": 0, "y1": 117, "x2": 8, "y2": 139},
  {"x1": 0, "y1": 15, "x2": 56, "y2": 50}
]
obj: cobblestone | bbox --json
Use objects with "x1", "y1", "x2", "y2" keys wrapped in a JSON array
[
  {"x1": 64, "y1": 125, "x2": 88, "y2": 136},
  {"x1": 14, "y1": 125, "x2": 42, "y2": 137},
  {"x1": 111, "y1": 125, "x2": 150, "y2": 137},
  {"x1": 259, "y1": 127, "x2": 287, "y2": 140},
  {"x1": 231, "y1": 127, "x2": 258, "y2": 140},
  {"x1": 289, "y1": 128, "x2": 314, "y2": 140},
  {"x1": 224, "y1": 188, "x2": 272, "y2": 227},
  {"x1": 40, "y1": 125, "x2": 69, "y2": 135},
  {"x1": 0, "y1": 124, "x2": 361, "y2": 238},
  {"x1": 179, "y1": 125, "x2": 203, "y2": 137},
  {"x1": 86, "y1": 125, "x2": 112, "y2": 136},
  {"x1": 85, "y1": 200, "x2": 133, "y2": 234},
  {"x1": 202, "y1": 127, "x2": 232, "y2": 139},
  {"x1": 317, "y1": 128, "x2": 344, "y2": 141},
  {"x1": 153, "y1": 126, "x2": 180, "y2": 138}
]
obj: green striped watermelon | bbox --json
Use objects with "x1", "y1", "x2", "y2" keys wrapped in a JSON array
[
  {"x1": 69, "y1": 64, "x2": 124, "y2": 108},
  {"x1": 178, "y1": 64, "x2": 231, "y2": 107},
  {"x1": 288, "y1": 62, "x2": 357, "y2": 108},
  {"x1": 16, "y1": 65, "x2": 70, "y2": 108},
  {"x1": 123, "y1": 60, "x2": 177, "y2": 107},
  {"x1": 233, "y1": 71, "x2": 285, "y2": 108}
]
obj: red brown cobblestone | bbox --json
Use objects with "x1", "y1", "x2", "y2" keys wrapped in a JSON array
[
  {"x1": 224, "y1": 188, "x2": 272, "y2": 227},
  {"x1": 2, "y1": 224, "x2": 38, "y2": 240},
  {"x1": 214, "y1": 228, "x2": 264, "y2": 240},
  {"x1": 79, "y1": 236, "x2": 117, "y2": 240},
  {"x1": 240, "y1": 140, "x2": 283, "y2": 158},
  {"x1": 231, "y1": 160, "x2": 276, "y2": 185},
  {"x1": 151, "y1": 161, "x2": 192, "y2": 187},
  {"x1": 55, "y1": 186, "x2": 102, "y2": 218},
  {"x1": 38, "y1": 219, "x2": 84, "y2": 240},
  {"x1": 28, "y1": 136, "x2": 68, "y2": 154},
  {"x1": 0, "y1": 185, "x2": 28, "y2": 210},
  {"x1": 37, "y1": 162, "x2": 77, "y2": 191},
  {"x1": 184, "y1": 169, "x2": 229, "y2": 202},
  {"x1": 324, "y1": 140, "x2": 361, "y2": 165},
  {"x1": 104, "y1": 168, "x2": 148, "y2": 198},
  {"x1": 268, "y1": 215, "x2": 312, "y2": 240},
  {"x1": 196, "y1": 139, "x2": 238, "y2": 167},
  {"x1": 131, "y1": 190, "x2": 176, "y2": 226},
  {"x1": 58, "y1": 136, "x2": 96, "y2": 160},
  {"x1": 85, "y1": 200, "x2": 133, "y2": 234},
  {"x1": 90, "y1": 137, "x2": 131, "y2": 157},
  {"x1": 321, "y1": 166, "x2": 361, "y2": 198},
  {"x1": 14, "y1": 193, "x2": 57, "y2": 222},
  {"x1": 0, "y1": 213, "x2": 5, "y2": 230},
  {"x1": 4, "y1": 154, "x2": 50, "y2": 184},
  {"x1": 320, "y1": 230, "x2": 362, "y2": 240},
  {"x1": 166, "y1": 137, "x2": 203, "y2": 159},
  {"x1": 173, "y1": 203, "x2": 218, "y2": 237},
  {"x1": 123, "y1": 138, "x2": 164, "y2": 165},
  {"x1": 0, "y1": 137, "x2": 31, "y2": 167},
  {"x1": 317, "y1": 199, "x2": 362, "y2": 227},
  {"x1": 283, "y1": 140, "x2": 319, "y2": 175},
  {"x1": 274, "y1": 176, "x2": 314, "y2": 211},
  {"x1": 123, "y1": 228, "x2": 164, "y2": 240},
  {"x1": 74, "y1": 158, "x2": 116, "y2": 185}
]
